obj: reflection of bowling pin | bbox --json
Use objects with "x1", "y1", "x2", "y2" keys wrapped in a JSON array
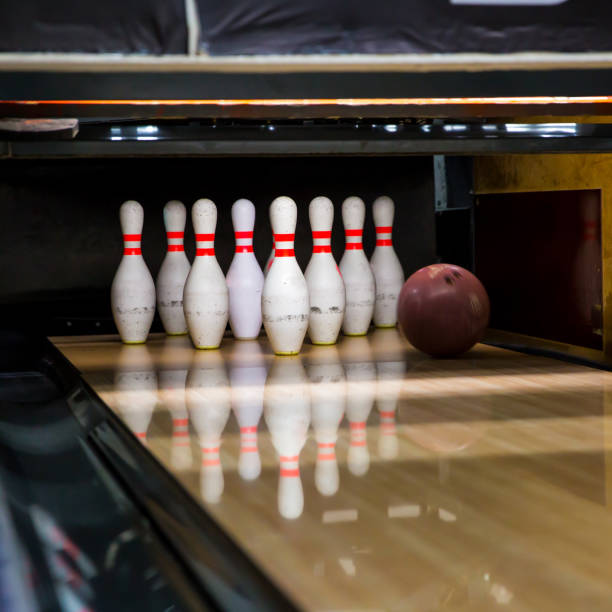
[
  {"x1": 262, "y1": 197, "x2": 309, "y2": 355},
  {"x1": 338, "y1": 335, "x2": 375, "y2": 475},
  {"x1": 227, "y1": 199, "x2": 265, "y2": 340},
  {"x1": 339, "y1": 196, "x2": 375, "y2": 336},
  {"x1": 111, "y1": 200, "x2": 156, "y2": 344},
  {"x1": 573, "y1": 191, "x2": 602, "y2": 337},
  {"x1": 114, "y1": 344, "x2": 157, "y2": 445},
  {"x1": 264, "y1": 356, "x2": 311, "y2": 519},
  {"x1": 187, "y1": 350, "x2": 231, "y2": 503},
  {"x1": 370, "y1": 196, "x2": 405, "y2": 328},
  {"x1": 307, "y1": 345, "x2": 345, "y2": 496},
  {"x1": 158, "y1": 337, "x2": 192, "y2": 470},
  {"x1": 230, "y1": 340, "x2": 267, "y2": 480},
  {"x1": 183, "y1": 199, "x2": 229, "y2": 349},
  {"x1": 371, "y1": 328, "x2": 405, "y2": 460},
  {"x1": 305, "y1": 196, "x2": 345, "y2": 345},
  {"x1": 157, "y1": 200, "x2": 191, "y2": 336}
]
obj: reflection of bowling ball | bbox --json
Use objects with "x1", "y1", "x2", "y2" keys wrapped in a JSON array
[{"x1": 398, "y1": 264, "x2": 489, "y2": 358}]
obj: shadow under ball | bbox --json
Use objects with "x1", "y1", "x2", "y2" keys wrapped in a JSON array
[{"x1": 398, "y1": 264, "x2": 490, "y2": 358}]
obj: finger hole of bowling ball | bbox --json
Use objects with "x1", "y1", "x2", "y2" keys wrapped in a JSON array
[{"x1": 444, "y1": 275, "x2": 454, "y2": 285}]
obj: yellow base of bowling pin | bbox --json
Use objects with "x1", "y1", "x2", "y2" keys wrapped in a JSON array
[
  {"x1": 375, "y1": 324, "x2": 397, "y2": 329},
  {"x1": 195, "y1": 345, "x2": 221, "y2": 350},
  {"x1": 311, "y1": 341, "x2": 337, "y2": 346},
  {"x1": 166, "y1": 331, "x2": 188, "y2": 336},
  {"x1": 343, "y1": 332, "x2": 367, "y2": 337},
  {"x1": 274, "y1": 350, "x2": 300, "y2": 356},
  {"x1": 122, "y1": 340, "x2": 147, "y2": 345}
]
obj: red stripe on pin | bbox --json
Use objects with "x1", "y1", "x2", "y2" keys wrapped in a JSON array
[
  {"x1": 318, "y1": 453, "x2": 336, "y2": 461},
  {"x1": 318, "y1": 442, "x2": 335, "y2": 448},
  {"x1": 345, "y1": 243, "x2": 362, "y2": 250},
  {"x1": 167, "y1": 231, "x2": 184, "y2": 239},
  {"x1": 376, "y1": 226, "x2": 392, "y2": 233},
  {"x1": 196, "y1": 248, "x2": 215, "y2": 256},
  {"x1": 241, "y1": 426, "x2": 257, "y2": 433},
  {"x1": 123, "y1": 234, "x2": 141, "y2": 241},
  {"x1": 167, "y1": 245, "x2": 184, "y2": 252},
  {"x1": 275, "y1": 248, "x2": 294, "y2": 257},
  {"x1": 124, "y1": 247, "x2": 141, "y2": 255},
  {"x1": 236, "y1": 245, "x2": 254, "y2": 253},
  {"x1": 235, "y1": 231, "x2": 253, "y2": 238},
  {"x1": 376, "y1": 239, "x2": 392, "y2": 247},
  {"x1": 350, "y1": 422, "x2": 366, "y2": 430},
  {"x1": 312, "y1": 230, "x2": 332, "y2": 239},
  {"x1": 280, "y1": 468, "x2": 300, "y2": 477},
  {"x1": 313, "y1": 245, "x2": 331, "y2": 253},
  {"x1": 345, "y1": 229, "x2": 363, "y2": 237},
  {"x1": 195, "y1": 233, "x2": 215, "y2": 241},
  {"x1": 274, "y1": 233, "x2": 295, "y2": 241}
]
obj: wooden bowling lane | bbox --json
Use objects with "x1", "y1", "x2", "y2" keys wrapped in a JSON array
[{"x1": 53, "y1": 330, "x2": 612, "y2": 611}]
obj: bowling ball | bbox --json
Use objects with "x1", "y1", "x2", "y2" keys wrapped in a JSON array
[{"x1": 398, "y1": 264, "x2": 489, "y2": 357}]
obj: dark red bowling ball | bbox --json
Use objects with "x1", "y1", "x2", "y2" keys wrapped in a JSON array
[{"x1": 398, "y1": 264, "x2": 490, "y2": 357}]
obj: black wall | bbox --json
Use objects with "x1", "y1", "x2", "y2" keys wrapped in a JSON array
[{"x1": 0, "y1": 156, "x2": 435, "y2": 335}]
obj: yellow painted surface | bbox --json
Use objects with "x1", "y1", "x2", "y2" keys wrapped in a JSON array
[{"x1": 474, "y1": 154, "x2": 612, "y2": 356}]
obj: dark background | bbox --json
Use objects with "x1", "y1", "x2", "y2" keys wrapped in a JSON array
[
  {"x1": 0, "y1": 156, "x2": 436, "y2": 336},
  {"x1": 475, "y1": 190, "x2": 603, "y2": 350},
  {"x1": 1, "y1": 0, "x2": 611, "y2": 55}
]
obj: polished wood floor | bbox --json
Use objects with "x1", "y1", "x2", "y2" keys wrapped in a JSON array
[{"x1": 53, "y1": 330, "x2": 612, "y2": 611}]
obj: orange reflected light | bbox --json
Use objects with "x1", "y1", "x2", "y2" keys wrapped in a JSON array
[{"x1": 3, "y1": 96, "x2": 612, "y2": 106}]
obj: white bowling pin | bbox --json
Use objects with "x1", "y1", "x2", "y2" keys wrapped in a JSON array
[
  {"x1": 339, "y1": 197, "x2": 375, "y2": 336},
  {"x1": 371, "y1": 328, "x2": 405, "y2": 460},
  {"x1": 264, "y1": 238, "x2": 275, "y2": 278},
  {"x1": 338, "y1": 335, "x2": 375, "y2": 476},
  {"x1": 307, "y1": 345, "x2": 345, "y2": 496},
  {"x1": 183, "y1": 199, "x2": 229, "y2": 349},
  {"x1": 156, "y1": 200, "x2": 191, "y2": 336},
  {"x1": 111, "y1": 200, "x2": 156, "y2": 344},
  {"x1": 226, "y1": 199, "x2": 265, "y2": 340},
  {"x1": 370, "y1": 196, "x2": 405, "y2": 328},
  {"x1": 187, "y1": 350, "x2": 231, "y2": 504},
  {"x1": 229, "y1": 340, "x2": 267, "y2": 480},
  {"x1": 262, "y1": 197, "x2": 309, "y2": 355},
  {"x1": 158, "y1": 337, "x2": 193, "y2": 470},
  {"x1": 304, "y1": 197, "x2": 345, "y2": 345},
  {"x1": 264, "y1": 356, "x2": 310, "y2": 519},
  {"x1": 114, "y1": 344, "x2": 157, "y2": 445}
]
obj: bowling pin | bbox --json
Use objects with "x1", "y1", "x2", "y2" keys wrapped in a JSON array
[
  {"x1": 304, "y1": 197, "x2": 345, "y2": 345},
  {"x1": 370, "y1": 196, "x2": 405, "y2": 328},
  {"x1": 371, "y1": 328, "x2": 405, "y2": 460},
  {"x1": 264, "y1": 238, "x2": 275, "y2": 278},
  {"x1": 226, "y1": 199, "x2": 265, "y2": 340},
  {"x1": 114, "y1": 344, "x2": 157, "y2": 445},
  {"x1": 307, "y1": 345, "x2": 345, "y2": 496},
  {"x1": 156, "y1": 200, "x2": 191, "y2": 336},
  {"x1": 262, "y1": 197, "x2": 309, "y2": 355},
  {"x1": 264, "y1": 356, "x2": 310, "y2": 519},
  {"x1": 158, "y1": 336, "x2": 193, "y2": 470},
  {"x1": 187, "y1": 350, "x2": 231, "y2": 504},
  {"x1": 229, "y1": 340, "x2": 267, "y2": 480},
  {"x1": 111, "y1": 200, "x2": 156, "y2": 344},
  {"x1": 183, "y1": 199, "x2": 229, "y2": 349},
  {"x1": 339, "y1": 197, "x2": 375, "y2": 336},
  {"x1": 338, "y1": 335, "x2": 375, "y2": 476}
]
